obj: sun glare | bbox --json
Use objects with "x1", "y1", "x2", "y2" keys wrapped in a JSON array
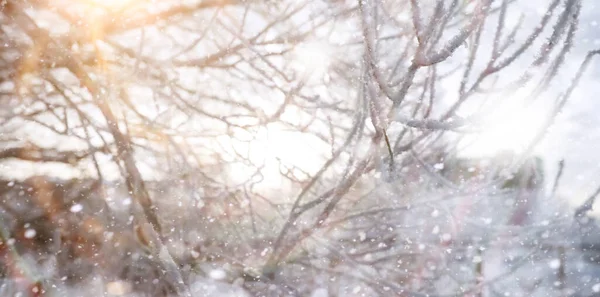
[
  {"x1": 221, "y1": 124, "x2": 329, "y2": 188},
  {"x1": 88, "y1": 0, "x2": 134, "y2": 9}
]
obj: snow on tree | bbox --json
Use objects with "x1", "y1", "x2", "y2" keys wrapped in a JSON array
[{"x1": 0, "y1": 0, "x2": 599, "y2": 296}]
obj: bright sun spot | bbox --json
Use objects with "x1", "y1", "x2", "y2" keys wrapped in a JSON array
[
  {"x1": 89, "y1": 0, "x2": 134, "y2": 7},
  {"x1": 222, "y1": 124, "x2": 329, "y2": 188},
  {"x1": 82, "y1": 0, "x2": 136, "y2": 12}
]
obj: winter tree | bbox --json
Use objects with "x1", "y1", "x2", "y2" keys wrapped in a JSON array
[{"x1": 0, "y1": 0, "x2": 599, "y2": 296}]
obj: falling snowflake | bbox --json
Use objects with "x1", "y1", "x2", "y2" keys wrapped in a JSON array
[
  {"x1": 209, "y1": 269, "x2": 227, "y2": 280},
  {"x1": 70, "y1": 204, "x2": 83, "y2": 213},
  {"x1": 548, "y1": 259, "x2": 561, "y2": 269},
  {"x1": 24, "y1": 229, "x2": 36, "y2": 239}
]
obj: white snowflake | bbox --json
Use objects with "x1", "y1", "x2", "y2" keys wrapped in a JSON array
[
  {"x1": 548, "y1": 259, "x2": 561, "y2": 269},
  {"x1": 24, "y1": 229, "x2": 36, "y2": 239},
  {"x1": 209, "y1": 269, "x2": 227, "y2": 280},
  {"x1": 70, "y1": 204, "x2": 83, "y2": 213}
]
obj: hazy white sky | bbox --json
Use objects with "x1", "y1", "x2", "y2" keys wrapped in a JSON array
[
  {"x1": 534, "y1": 0, "x2": 600, "y2": 209},
  {"x1": 3, "y1": 0, "x2": 599, "y2": 211}
]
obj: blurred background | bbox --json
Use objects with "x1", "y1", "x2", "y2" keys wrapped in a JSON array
[{"x1": 0, "y1": 0, "x2": 600, "y2": 296}]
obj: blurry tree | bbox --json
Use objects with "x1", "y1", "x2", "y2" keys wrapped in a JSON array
[{"x1": 0, "y1": 0, "x2": 599, "y2": 296}]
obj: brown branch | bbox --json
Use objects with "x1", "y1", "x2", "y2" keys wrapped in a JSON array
[{"x1": 0, "y1": 144, "x2": 107, "y2": 164}]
